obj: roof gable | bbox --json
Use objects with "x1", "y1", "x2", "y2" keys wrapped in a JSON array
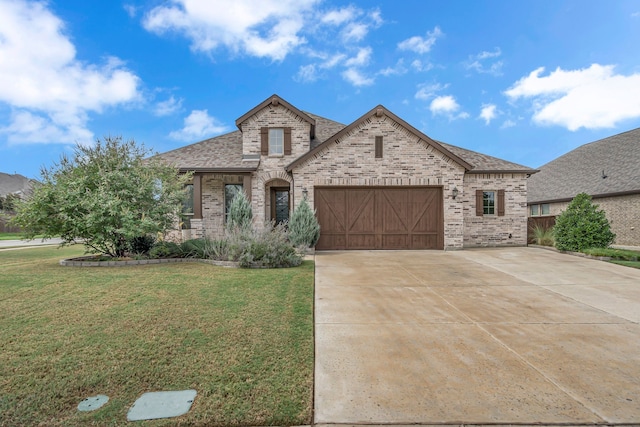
[
  {"x1": 528, "y1": 127, "x2": 640, "y2": 203},
  {"x1": 235, "y1": 94, "x2": 316, "y2": 137},
  {"x1": 287, "y1": 105, "x2": 473, "y2": 172}
]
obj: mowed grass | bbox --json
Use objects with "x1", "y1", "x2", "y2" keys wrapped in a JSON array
[{"x1": 0, "y1": 246, "x2": 314, "y2": 426}]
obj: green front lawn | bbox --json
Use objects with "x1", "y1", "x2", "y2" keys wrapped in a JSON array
[{"x1": 0, "y1": 246, "x2": 314, "y2": 426}]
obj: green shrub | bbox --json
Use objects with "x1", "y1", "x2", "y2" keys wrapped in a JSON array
[
  {"x1": 149, "y1": 241, "x2": 182, "y2": 259},
  {"x1": 288, "y1": 199, "x2": 320, "y2": 249},
  {"x1": 531, "y1": 225, "x2": 554, "y2": 246},
  {"x1": 127, "y1": 235, "x2": 156, "y2": 255},
  {"x1": 180, "y1": 238, "x2": 212, "y2": 258},
  {"x1": 226, "y1": 191, "x2": 253, "y2": 231},
  {"x1": 553, "y1": 193, "x2": 615, "y2": 251}
]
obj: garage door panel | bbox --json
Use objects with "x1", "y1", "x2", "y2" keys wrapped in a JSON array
[
  {"x1": 316, "y1": 189, "x2": 346, "y2": 233},
  {"x1": 348, "y1": 234, "x2": 377, "y2": 249},
  {"x1": 382, "y1": 234, "x2": 409, "y2": 249},
  {"x1": 315, "y1": 187, "x2": 443, "y2": 250},
  {"x1": 347, "y1": 190, "x2": 376, "y2": 233},
  {"x1": 380, "y1": 190, "x2": 409, "y2": 233}
]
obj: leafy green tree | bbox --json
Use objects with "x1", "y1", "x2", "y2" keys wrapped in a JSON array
[
  {"x1": 288, "y1": 198, "x2": 320, "y2": 248},
  {"x1": 553, "y1": 192, "x2": 615, "y2": 251},
  {"x1": 226, "y1": 190, "x2": 253, "y2": 231},
  {"x1": 12, "y1": 136, "x2": 191, "y2": 257}
]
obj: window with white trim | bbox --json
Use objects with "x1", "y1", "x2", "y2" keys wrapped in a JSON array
[
  {"x1": 483, "y1": 191, "x2": 496, "y2": 215},
  {"x1": 269, "y1": 128, "x2": 284, "y2": 155}
]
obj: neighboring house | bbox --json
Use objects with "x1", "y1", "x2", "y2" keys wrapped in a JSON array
[
  {"x1": 527, "y1": 128, "x2": 640, "y2": 246},
  {"x1": 156, "y1": 94, "x2": 537, "y2": 250},
  {"x1": 0, "y1": 172, "x2": 33, "y2": 199}
]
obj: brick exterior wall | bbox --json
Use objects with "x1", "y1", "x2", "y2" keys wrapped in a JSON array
[
  {"x1": 463, "y1": 173, "x2": 529, "y2": 247},
  {"x1": 541, "y1": 194, "x2": 640, "y2": 246},
  {"x1": 290, "y1": 114, "x2": 466, "y2": 249}
]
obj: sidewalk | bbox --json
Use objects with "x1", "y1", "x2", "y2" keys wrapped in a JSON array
[{"x1": 0, "y1": 237, "x2": 64, "y2": 249}]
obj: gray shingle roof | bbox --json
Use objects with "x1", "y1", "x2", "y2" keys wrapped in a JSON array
[
  {"x1": 154, "y1": 131, "x2": 259, "y2": 172},
  {"x1": 0, "y1": 172, "x2": 33, "y2": 197},
  {"x1": 527, "y1": 127, "x2": 640, "y2": 203},
  {"x1": 437, "y1": 141, "x2": 537, "y2": 173},
  {"x1": 155, "y1": 101, "x2": 537, "y2": 175}
]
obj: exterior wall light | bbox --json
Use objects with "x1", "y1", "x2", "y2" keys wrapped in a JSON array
[
  {"x1": 302, "y1": 188, "x2": 308, "y2": 199},
  {"x1": 452, "y1": 187, "x2": 459, "y2": 200}
]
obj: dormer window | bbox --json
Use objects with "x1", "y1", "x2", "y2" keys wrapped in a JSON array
[
  {"x1": 269, "y1": 128, "x2": 284, "y2": 155},
  {"x1": 261, "y1": 127, "x2": 292, "y2": 156}
]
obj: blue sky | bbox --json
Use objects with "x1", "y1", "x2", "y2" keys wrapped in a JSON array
[{"x1": 1, "y1": 0, "x2": 640, "y2": 179}]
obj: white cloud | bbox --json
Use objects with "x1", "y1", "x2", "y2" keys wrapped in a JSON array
[
  {"x1": 169, "y1": 110, "x2": 228, "y2": 141},
  {"x1": 429, "y1": 95, "x2": 469, "y2": 120},
  {"x1": 154, "y1": 96, "x2": 183, "y2": 116},
  {"x1": 345, "y1": 47, "x2": 372, "y2": 67},
  {"x1": 505, "y1": 64, "x2": 640, "y2": 130},
  {"x1": 143, "y1": 0, "x2": 319, "y2": 61},
  {"x1": 411, "y1": 59, "x2": 434, "y2": 72},
  {"x1": 321, "y1": 53, "x2": 346, "y2": 69},
  {"x1": 321, "y1": 6, "x2": 358, "y2": 25},
  {"x1": 295, "y1": 64, "x2": 318, "y2": 83},
  {"x1": 378, "y1": 59, "x2": 407, "y2": 77},
  {"x1": 398, "y1": 27, "x2": 443, "y2": 54},
  {"x1": 123, "y1": 4, "x2": 138, "y2": 18},
  {"x1": 465, "y1": 47, "x2": 503, "y2": 75},
  {"x1": 632, "y1": 11, "x2": 640, "y2": 17},
  {"x1": 342, "y1": 68, "x2": 374, "y2": 87},
  {"x1": 414, "y1": 83, "x2": 448, "y2": 100},
  {"x1": 0, "y1": 0, "x2": 141, "y2": 145},
  {"x1": 501, "y1": 119, "x2": 516, "y2": 129},
  {"x1": 479, "y1": 104, "x2": 497, "y2": 125}
]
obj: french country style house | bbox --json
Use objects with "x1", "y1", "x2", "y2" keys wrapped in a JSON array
[{"x1": 156, "y1": 94, "x2": 537, "y2": 250}]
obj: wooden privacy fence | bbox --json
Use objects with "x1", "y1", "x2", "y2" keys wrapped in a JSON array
[
  {"x1": 527, "y1": 216, "x2": 556, "y2": 243},
  {"x1": 0, "y1": 215, "x2": 21, "y2": 233}
]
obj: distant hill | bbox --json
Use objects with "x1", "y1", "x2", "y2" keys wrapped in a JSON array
[{"x1": 0, "y1": 172, "x2": 35, "y2": 197}]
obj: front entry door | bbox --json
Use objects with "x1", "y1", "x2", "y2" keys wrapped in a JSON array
[{"x1": 270, "y1": 188, "x2": 290, "y2": 225}]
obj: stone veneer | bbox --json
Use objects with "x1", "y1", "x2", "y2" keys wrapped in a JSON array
[
  {"x1": 463, "y1": 173, "x2": 529, "y2": 247},
  {"x1": 543, "y1": 193, "x2": 640, "y2": 246}
]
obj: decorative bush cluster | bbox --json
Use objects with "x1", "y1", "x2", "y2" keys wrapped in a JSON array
[
  {"x1": 68, "y1": 191, "x2": 321, "y2": 268},
  {"x1": 553, "y1": 193, "x2": 615, "y2": 251}
]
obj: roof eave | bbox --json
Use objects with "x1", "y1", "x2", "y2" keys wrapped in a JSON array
[
  {"x1": 178, "y1": 167, "x2": 258, "y2": 174},
  {"x1": 528, "y1": 188, "x2": 640, "y2": 205},
  {"x1": 467, "y1": 169, "x2": 540, "y2": 175}
]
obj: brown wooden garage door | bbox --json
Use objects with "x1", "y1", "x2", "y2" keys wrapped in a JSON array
[{"x1": 314, "y1": 187, "x2": 444, "y2": 250}]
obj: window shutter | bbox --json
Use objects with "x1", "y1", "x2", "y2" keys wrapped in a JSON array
[
  {"x1": 497, "y1": 189, "x2": 505, "y2": 216},
  {"x1": 375, "y1": 136, "x2": 383, "y2": 158},
  {"x1": 284, "y1": 127, "x2": 292, "y2": 155},
  {"x1": 475, "y1": 190, "x2": 483, "y2": 216},
  {"x1": 260, "y1": 127, "x2": 268, "y2": 155}
]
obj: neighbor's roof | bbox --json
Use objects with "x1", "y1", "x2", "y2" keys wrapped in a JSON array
[
  {"x1": 0, "y1": 172, "x2": 33, "y2": 197},
  {"x1": 527, "y1": 127, "x2": 640, "y2": 203}
]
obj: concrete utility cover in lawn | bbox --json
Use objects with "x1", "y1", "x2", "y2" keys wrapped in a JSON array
[
  {"x1": 77, "y1": 395, "x2": 109, "y2": 412},
  {"x1": 127, "y1": 389, "x2": 197, "y2": 421}
]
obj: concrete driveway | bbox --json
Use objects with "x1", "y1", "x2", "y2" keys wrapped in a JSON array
[{"x1": 314, "y1": 247, "x2": 640, "y2": 425}]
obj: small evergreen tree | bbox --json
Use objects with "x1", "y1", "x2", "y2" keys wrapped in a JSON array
[
  {"x1": 288, "y1": 198, "x2": 320, "y2": 248},
  {"x1": 553, "y1": 192, "x2": 615, "y2": 251},
  {"x1": 226, "y1": 191, "x2": 253, "y2": 231}
]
